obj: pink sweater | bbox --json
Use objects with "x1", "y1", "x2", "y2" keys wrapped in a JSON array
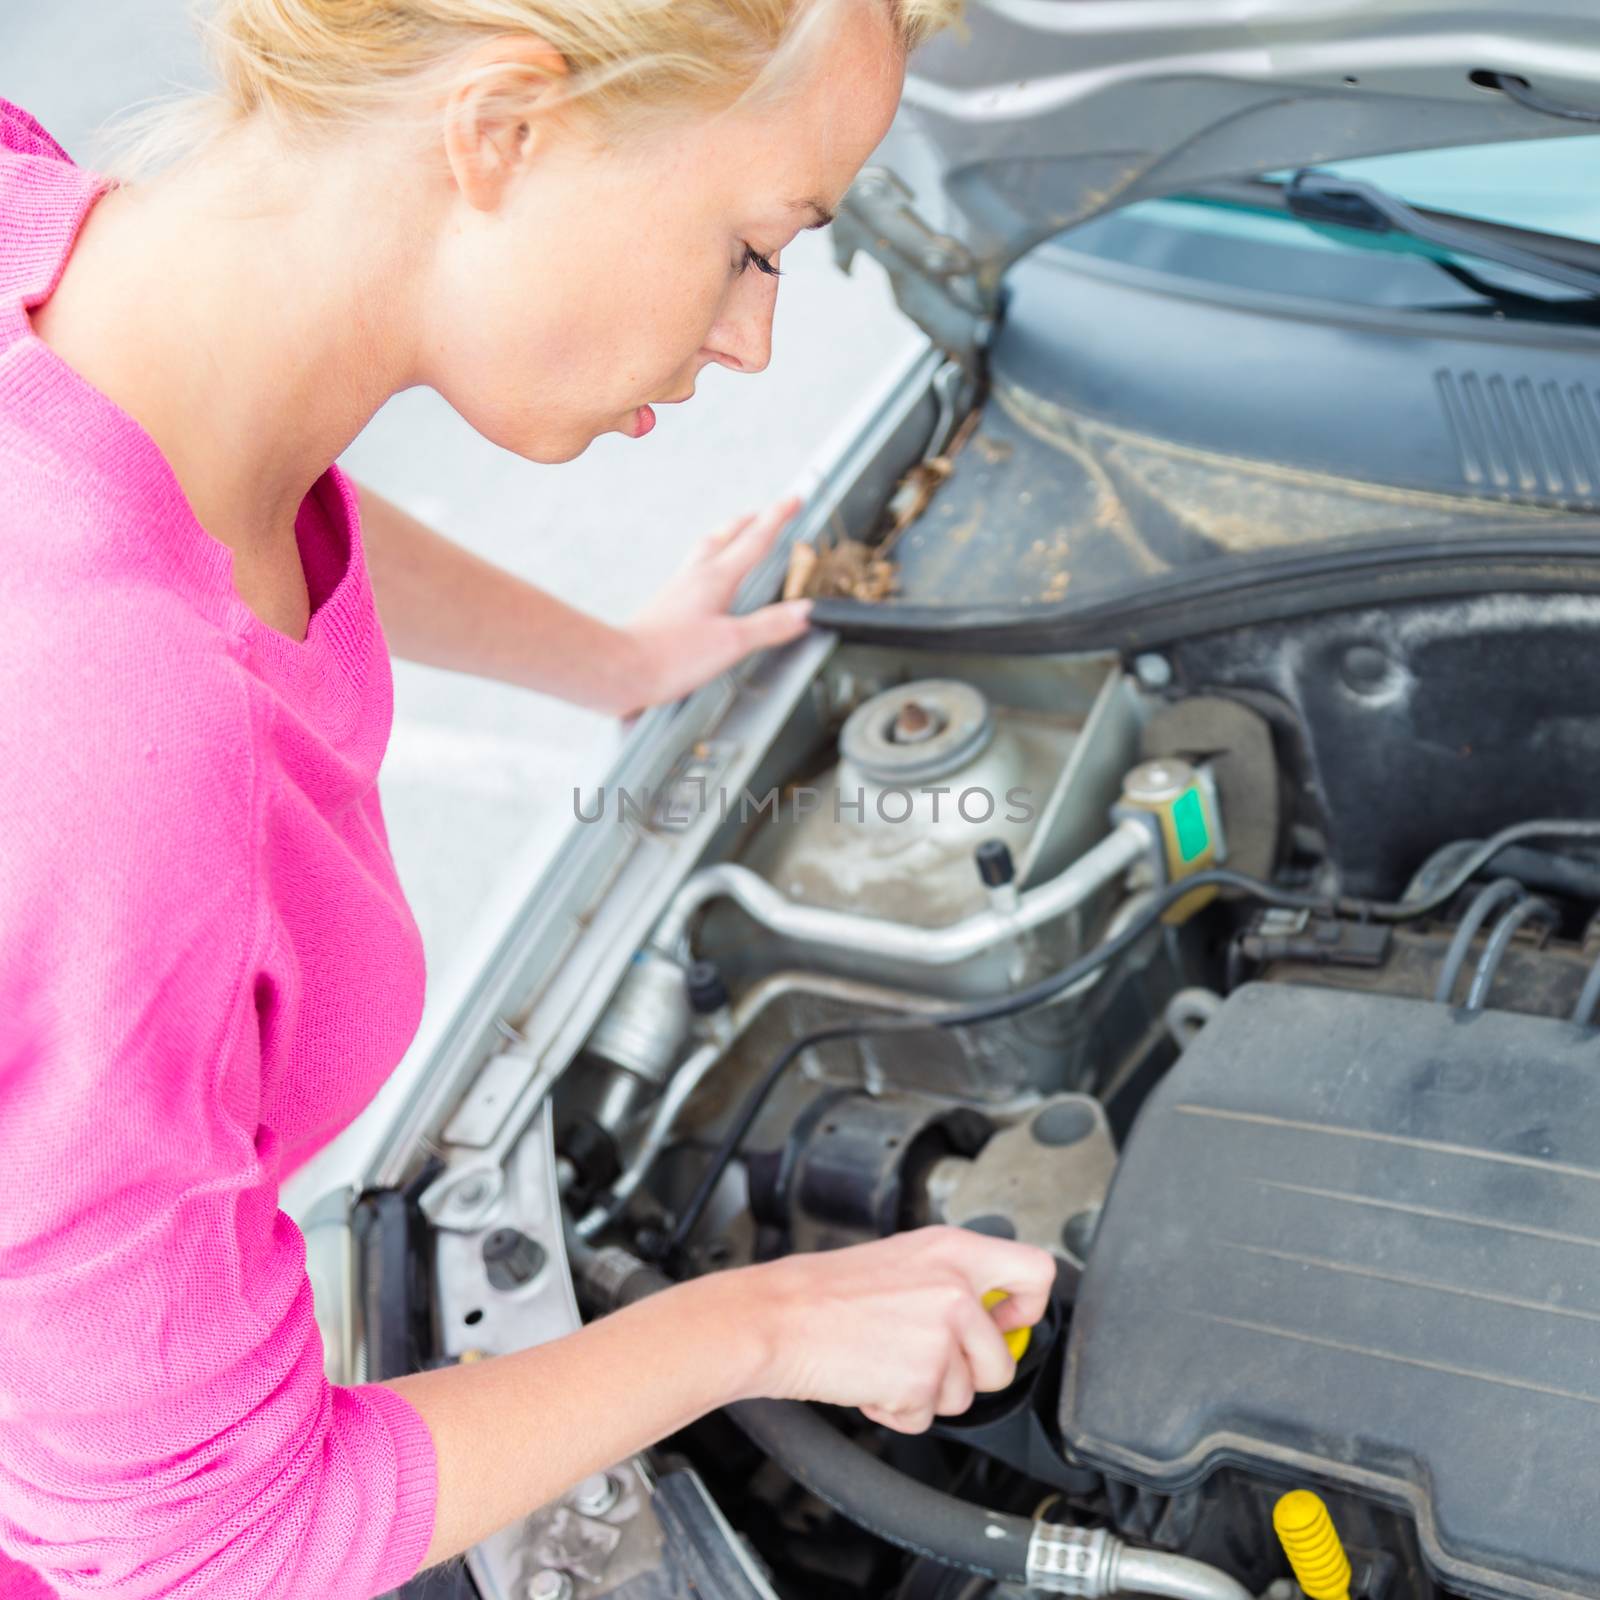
[{"x1": 0, "y1": 103, "x2": 438, "y2": 1597}]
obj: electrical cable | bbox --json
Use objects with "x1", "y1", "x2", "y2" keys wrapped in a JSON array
[
  {"x1": 1465, "y1": 896, "x2": 1557, "y2": 1011},
  {"x1": 659, "y1": 818, "x2": 1600, "y2": 1256},
  {"x1": 1575, "y1": 953, "x2": 1600, "y2": 1027},
  {"x1": 1487, "y1": 71, "x2": 1600, "y2": 126},
  {"x1": 1434, "y1": 878, "x2": 1523, "y2": 1005}
]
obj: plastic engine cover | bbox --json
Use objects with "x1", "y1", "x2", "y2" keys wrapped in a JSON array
[{"x1": 1061, "y1": 983, "x2": 1600, "y2": 1600}]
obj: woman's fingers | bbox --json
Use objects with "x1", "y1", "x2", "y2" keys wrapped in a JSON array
[
  {"x1": 691, "y1": 496, "x2": 800, "y2": 569},
  {"x1": 699, "y1": 496, "x2": 802, "y2": 591},
  {"x1": 986, "y1": 1293, "x2": 1039, "y2": 1335},
  {"x1": 733, "y1": 599, "x2": 813, "y2": 654},
  {"x1": 739, "y1": 1227, "x2": 1056, "y2": 1425},
  {"x1": 692, "y1": 511, "x2": 758, "y2": 564},
  {"x1": 924, "y1": 1226, "x2": 1057, "y2": 1329},
  {"x1": 952, "y1": 1292, "x2": 1019, "y2": 1395},
  {"x1": 932, "y1": 1348, "x2": 977, "y2": 1418},
  {"x1": 861, "y1": 1402, "x2": 936, "y2": 1435}
]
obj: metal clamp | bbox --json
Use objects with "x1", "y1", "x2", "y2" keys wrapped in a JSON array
[{"x1": 1027, "y1": 1524, "x2": 1114, "y2": 1596}]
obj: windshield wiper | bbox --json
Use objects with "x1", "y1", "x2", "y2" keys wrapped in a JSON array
[{"x1": 1284, "y1": 167, "x2": 1600, "y2": 301}]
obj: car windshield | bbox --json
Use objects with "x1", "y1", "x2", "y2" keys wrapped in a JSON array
[
  {"x1": 1056, "y1": 137, "x2": 1600, "y2": 317},
  {"x1": 866, "y1": 137, "x2": 1600, "y2": 623}
]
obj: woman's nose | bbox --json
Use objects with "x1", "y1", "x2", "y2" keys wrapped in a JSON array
[{"x1": 706, "y1": 272, "x2": 778, "y2": 376}]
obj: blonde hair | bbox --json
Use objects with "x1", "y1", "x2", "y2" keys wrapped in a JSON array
[{"x1": 105, "y1": 0, "x2": 962, "y2": 175}]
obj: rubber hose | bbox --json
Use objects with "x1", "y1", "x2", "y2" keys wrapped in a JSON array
[
  {"x1": 725, "y1": 1396, "x2": 1034, "y2": 1584},
  {"x1": 608, "y1": 1259, "x2": 1035, "y2": 1584}
]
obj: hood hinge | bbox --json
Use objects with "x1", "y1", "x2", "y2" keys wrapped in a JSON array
[{"x1": 832, "y1": 166, "x2": 994, "y2": 373}]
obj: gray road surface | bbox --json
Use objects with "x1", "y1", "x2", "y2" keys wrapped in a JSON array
[{"x1": 3, "y1": 4, "x2": 922, "y2": 988}]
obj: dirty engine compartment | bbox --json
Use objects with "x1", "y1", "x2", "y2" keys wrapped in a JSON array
[{"x1": 394, "y1": 570, "x2": 1600, "y2": 1600}]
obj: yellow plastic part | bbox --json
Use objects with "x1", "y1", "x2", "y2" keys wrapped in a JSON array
[
  {"x1": 982, "y1": 1288, "x2": 1033, "y2": 1362},
  {"x1": 1273, "y1": 1490, "x2": 1352, "y2": 1600}
]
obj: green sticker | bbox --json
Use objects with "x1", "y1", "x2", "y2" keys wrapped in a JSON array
[{"x1": 1172, "y1": 787, "x2": 1209, "y2": 863}]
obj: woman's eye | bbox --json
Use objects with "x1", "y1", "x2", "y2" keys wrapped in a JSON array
[{"x1": 740, "y1": 245, "x2": 783, "y2": 279}]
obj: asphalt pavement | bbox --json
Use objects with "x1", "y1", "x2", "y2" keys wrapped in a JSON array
[{"x1": 3, "y1": 3, "x2": 923, "y2": 988}]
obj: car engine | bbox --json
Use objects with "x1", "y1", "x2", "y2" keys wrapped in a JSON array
[{"x1": 403, "y1": 594, "x2": 1600, "y2": 1600}]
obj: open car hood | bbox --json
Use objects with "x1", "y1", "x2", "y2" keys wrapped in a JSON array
[{"x1": 838, "y1": 0, "x2": 1600, "y2": 359}]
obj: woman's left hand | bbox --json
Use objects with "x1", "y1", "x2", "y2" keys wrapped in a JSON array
[{"x1": 621, "y1": 496, "x2": 814, "y2": 715}]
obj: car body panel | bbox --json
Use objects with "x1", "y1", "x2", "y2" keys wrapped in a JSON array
[{"x1": 837, "y1": 0, "x2": 1600, "y2": 353}]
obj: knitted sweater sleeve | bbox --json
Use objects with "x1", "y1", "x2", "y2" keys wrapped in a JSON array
[{"x1": 0, "y1": 594, "x2": 437, "y2": 1598}]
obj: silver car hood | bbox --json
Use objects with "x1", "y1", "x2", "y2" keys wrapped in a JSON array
[{"x1": 839, "y1": 0, "x2": 1600, "y2": 356}]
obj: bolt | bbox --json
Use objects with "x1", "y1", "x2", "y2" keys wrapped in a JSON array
[
  {"x1": 1340, "y1": 642, "x2": 1391, "y2": 694},
  {"x1": 454, "y1": 1173, "x2": 493, "y2": 1207},
  {"x1": 892, "y1": 699, "x2": 944, "y2": 744},
  {"x1": 526, "y1": 1571, "x2": 573, "y2": 1600},
  {"x1": 482, "y1": 1227, "x2": 547, "y2": 1292},
  {"x1": 571, "y1": 1471, "x2": 621, "y2": 1518},
  {"x1": 1132, "y1": 652, "x2": 1173, "y2": 690}
]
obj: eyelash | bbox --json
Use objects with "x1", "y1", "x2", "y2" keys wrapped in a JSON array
[{"x1": 740, "y1": 245, "x2": 783, "y2": 279}]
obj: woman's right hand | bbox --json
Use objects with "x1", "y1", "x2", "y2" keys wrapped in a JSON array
[{"x1": 725, "y1": 1225, "x2": 1058, "y2": 1434}]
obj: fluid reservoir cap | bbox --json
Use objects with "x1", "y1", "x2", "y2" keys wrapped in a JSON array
[
  {"x1": 1123, "y1": 757, "x2": 1198, "y2": 807},
  {"x1": 975, "y1": 839, "x2": 1015, "y2": 888},
  {"x1": 840, "y1": 680, "x2": 995, "y2": 783}
]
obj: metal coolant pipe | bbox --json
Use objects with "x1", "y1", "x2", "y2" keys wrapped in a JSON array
[
  {"x1": 650, "y1": 817, "x2": 1152, "y2": 968},
  {"x1": 574, "y1": 970, "x2": 954, "y2": 1240},
  {"x1": 1107, "y1": 1540, "x2": 1256, "y2": 1600}
]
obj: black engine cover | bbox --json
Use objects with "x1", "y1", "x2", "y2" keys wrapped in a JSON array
[{"x1": 1061, "y1": 983, "x2": 1600, "y2": 1600}]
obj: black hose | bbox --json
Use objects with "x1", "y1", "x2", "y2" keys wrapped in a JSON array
[
  {"x1": 1498, "y1": 846, "x2": 1600, "y2": 903},
  {"x1": 1465, "y1": 896, "x2": 1557, "y2": 1011},
  {"x1": 664, "y1": 819, "x2": 1600, "y2": 1255},
  {"x1": 726, "y1": 1396, "x2": 1033, "y2": 1584},
  {"x1": 1434, "y1": 878, "x2": 1523, "y2": 1005},
  {"x1": 1408, "y1": 840, "x2": 1600, "y2": 905},
  {"x1": 600, "y1": 1255, "x2": 1035, "y2": 1584},
  {"x1": 1389, "y1": 820, "x2": 1600, "y2": 921}
]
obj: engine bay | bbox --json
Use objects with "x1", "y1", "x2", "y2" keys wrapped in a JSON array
[{"x1": 404, "y1": 589, "x2": 1600, "y2": 1600}]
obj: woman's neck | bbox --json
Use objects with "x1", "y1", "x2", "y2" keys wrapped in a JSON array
[{"x1": 31, "y1": 121, "x2": 429, "y2": 597}]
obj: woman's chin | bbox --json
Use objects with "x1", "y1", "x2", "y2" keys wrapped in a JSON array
[{"x1": 485, "y1": 409, "x2": 656, "y2": 464}]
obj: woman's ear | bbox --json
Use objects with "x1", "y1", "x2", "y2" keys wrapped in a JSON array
[{"x1": 442, "y1": 34, "x2": 570, "y2": 212}]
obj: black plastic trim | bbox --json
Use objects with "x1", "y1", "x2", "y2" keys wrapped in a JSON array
[{"x1": 810, "y1": 523, "x2": 1600, "y2": 656}]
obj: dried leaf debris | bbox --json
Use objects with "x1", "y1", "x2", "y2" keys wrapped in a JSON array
[{"x1": 784, "y1": 408, "x2": 988, "y2": 604}]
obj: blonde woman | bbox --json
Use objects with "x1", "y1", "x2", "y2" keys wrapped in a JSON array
[{"x1": 0, "y1": 4, "x2": 1053, "y2": 1596}]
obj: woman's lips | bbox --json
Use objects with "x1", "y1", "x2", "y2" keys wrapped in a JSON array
[{"x1": 629, "y1": 404, "x2": 657, "y2": 439}]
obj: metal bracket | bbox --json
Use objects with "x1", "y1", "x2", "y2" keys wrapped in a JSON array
[{"x1": 832, "y1": 166, "x2": 993, "y2": 371}]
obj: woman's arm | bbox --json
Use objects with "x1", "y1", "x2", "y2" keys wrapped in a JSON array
[
  {"x1": 356, "y1": 482, "x2": 812, "y2": 718},
  {"x1": 388, "y1": 1227, "x2": 1055, "y2": 1572}
]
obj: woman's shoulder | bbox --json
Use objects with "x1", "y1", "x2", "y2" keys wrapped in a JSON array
[
  {"x1": 0, "y1": 99, "x2": 73, "y2": 165},
  {"x1": 0, "y1": 98, "x2": 103, "y2": 322}
]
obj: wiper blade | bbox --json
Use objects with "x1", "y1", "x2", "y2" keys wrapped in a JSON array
[{"x1": 1285, "y1": 167, "x2": 1600, "y2": 300}]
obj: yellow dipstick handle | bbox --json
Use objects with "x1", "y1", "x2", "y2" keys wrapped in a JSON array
[
  {"x1": 1274, "y1": 1490, "x2": 1351, "y2": 1600},
  {"x1": 982, "y1": 1288, "x2": 1033, "y2": 1362}
]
